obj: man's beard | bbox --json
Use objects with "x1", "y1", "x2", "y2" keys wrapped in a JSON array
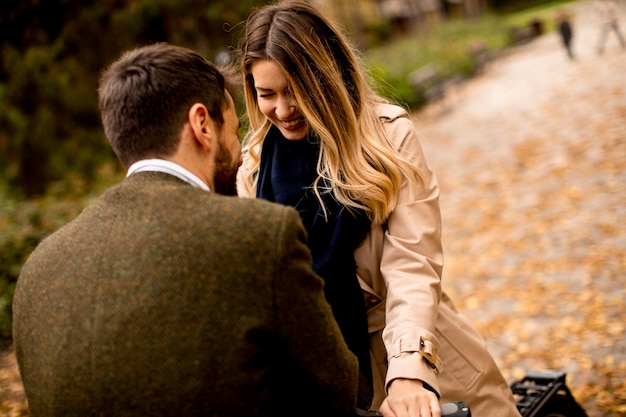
[{"x1": 212, "y1": 136, "x2": 238, "y2": 196}]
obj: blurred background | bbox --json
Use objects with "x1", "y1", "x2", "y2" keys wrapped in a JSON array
[
  {"x1": 1, "y1": 0, "x2": 624, "y2": 416},
  {"x1": 0, "y1": 0, "x2": 565, "y2": 201}
]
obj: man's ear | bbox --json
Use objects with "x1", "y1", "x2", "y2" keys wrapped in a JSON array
[{"x1": 188, "y1": 103, "x2": 217, "y2": 150}]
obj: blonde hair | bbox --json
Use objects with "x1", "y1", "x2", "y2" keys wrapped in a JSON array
[{"x1": 240, "y1": 1, "x2": 424, "y2": 224}]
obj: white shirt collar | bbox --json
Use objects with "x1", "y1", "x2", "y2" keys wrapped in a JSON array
[{"x1": 126, "y1": 159, "x2": 211, "y2": 192}]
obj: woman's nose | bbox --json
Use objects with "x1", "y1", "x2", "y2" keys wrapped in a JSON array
[{"x1": 275, "y1": 96, "x2": 296, "y2": 119}]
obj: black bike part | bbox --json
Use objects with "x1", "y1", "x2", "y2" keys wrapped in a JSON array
[
  {"x1": 511, "y1": 370, "x2": 588, "y2": 417},
  {"x1": 355, "y1": 401, "x2": 470, "y2": 417}
]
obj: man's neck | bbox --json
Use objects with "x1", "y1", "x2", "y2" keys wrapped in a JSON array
[{"x1": 126, "y1": 159, "x2": 211, "y2": 191}]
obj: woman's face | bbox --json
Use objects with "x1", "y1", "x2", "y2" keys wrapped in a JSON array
[{"x1": 250, "y1": 60, "x2": 308, "y2": 141}]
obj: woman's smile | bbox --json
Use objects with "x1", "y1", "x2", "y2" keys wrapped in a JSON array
[{"x1": 251, "y1": 60, "x2": 309, "y2": 140}]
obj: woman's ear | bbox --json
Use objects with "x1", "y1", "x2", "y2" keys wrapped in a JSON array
[{"x1": 188, "y1": 103, "x2": 217, "y2": 150}]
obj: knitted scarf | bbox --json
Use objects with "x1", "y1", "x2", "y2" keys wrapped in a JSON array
[{"x1": 257, "y1": 126, "x2": 373, "y2": 407}]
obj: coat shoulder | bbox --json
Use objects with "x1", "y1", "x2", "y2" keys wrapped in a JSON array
[{"x1": 375, "y1": 102, "x2": 409, "y2": 122}]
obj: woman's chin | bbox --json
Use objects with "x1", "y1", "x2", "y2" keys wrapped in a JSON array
[{"x1": 278, "y1": 124, "x2": 308, "y2": 141}]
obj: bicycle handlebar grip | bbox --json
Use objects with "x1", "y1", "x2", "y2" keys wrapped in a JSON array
[
  {"x1": 441, "y1": 401, "x2": 471, "y2": 417},
  {"x1": 355, "y1": 401, "x2": 470, "y2": 417}
]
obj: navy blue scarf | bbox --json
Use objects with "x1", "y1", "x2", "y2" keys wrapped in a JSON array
[{"x1": 256, "y1": 126, "x2": 373, "y2": 407}]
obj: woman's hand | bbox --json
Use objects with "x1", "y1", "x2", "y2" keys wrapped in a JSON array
[{"x1": 379, "y1": 378, "x2": 441, "y2": 417}]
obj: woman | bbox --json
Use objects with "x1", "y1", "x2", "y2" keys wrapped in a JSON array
[{"x1": 237, "y1": 2, "x2": 520, "y2": 416}]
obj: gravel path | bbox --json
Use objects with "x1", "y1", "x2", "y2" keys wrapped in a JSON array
[{"x1": 414, "y1": 1, "x2": 626, "y2": 415}]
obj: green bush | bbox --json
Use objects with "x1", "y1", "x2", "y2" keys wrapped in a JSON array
[{"x1": 365, "y1": 13, "x2": 512, "y2": 108}]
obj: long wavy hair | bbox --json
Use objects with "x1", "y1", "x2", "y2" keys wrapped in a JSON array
[{"x1": 240, "y1": 1, "x2": 424, "y2": 224}]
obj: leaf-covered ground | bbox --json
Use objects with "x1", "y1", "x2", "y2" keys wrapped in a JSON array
[
  {"x1": 415, "y1": 1, "x2": 625, "y2": 415},
  {"x1": 1, "y1": 1, "x2": 624, "y2": 416}
]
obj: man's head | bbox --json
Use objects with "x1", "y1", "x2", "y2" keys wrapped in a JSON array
[
  {"x1": 99, "y1": 43, "x2": 228, "y2": 167},
  {"x1": 98, "y1": 43, "x2": 241, "y2": 194}
]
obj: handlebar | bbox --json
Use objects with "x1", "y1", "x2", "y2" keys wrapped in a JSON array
[{"x1": 355, "y1": 401, "x2": 471, "y2": 417}]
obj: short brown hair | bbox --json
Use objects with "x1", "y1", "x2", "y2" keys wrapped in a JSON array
[{"x1": 99, "y1": 43, "x2": 229, "y2": 167}]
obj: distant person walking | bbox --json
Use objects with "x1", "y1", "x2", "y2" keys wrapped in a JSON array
[
  {"x1": 595, "y1": 0, "x2": 626, "y2": 54},
  {"x1": 556, "y1": 9, "x2": 575, "y2": 60}
]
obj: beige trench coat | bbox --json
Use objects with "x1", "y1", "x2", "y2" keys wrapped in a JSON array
[{"x1": 237, "y1": 104, "x2": 520, "y2": 417}]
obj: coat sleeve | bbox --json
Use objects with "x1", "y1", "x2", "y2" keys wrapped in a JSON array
[
  {"x1": 272, "y1": 206, "x2": 359, "y2": 414},
  {"x1": 379, "y1": 111, "x2": 444, "y2": 395}
]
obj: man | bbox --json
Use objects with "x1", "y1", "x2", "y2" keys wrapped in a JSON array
[
  {"x1": 596, "y1": 0, "x2": 626, "y2": 54},
  {"x1": 12, "y1": 43, "x2": 358, "y2": 417},
  {"x1": 556, "y1": 9, "x2": 575, "y2": 60}
]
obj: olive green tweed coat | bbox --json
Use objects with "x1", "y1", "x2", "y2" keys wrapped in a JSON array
[{"x1": 13, "y1": 172, "x2": 358, "y2": 417}]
